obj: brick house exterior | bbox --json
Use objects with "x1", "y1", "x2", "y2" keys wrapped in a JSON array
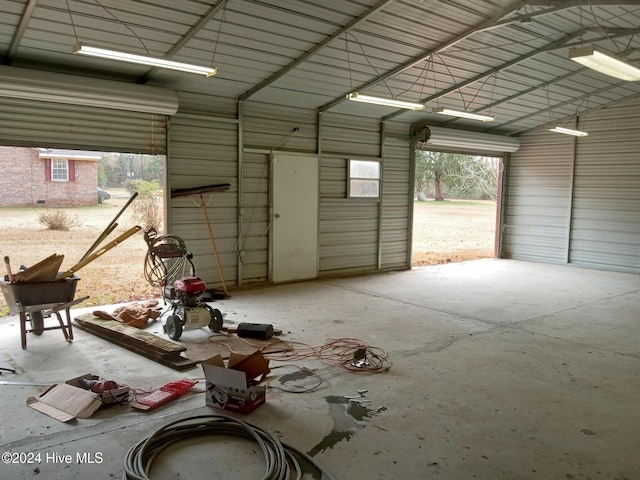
[{"x1": 0, "y1": 147, "x2": 100, "y2": 207}]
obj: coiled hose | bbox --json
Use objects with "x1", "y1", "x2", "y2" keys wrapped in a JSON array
[{"x1": 123, "y1": 414, "x2": 336, "y2": 480}]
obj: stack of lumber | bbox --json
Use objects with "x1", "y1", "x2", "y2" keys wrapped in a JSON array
[{"x1": 74, "y1": 313, "x2": 196, "y2": 370}]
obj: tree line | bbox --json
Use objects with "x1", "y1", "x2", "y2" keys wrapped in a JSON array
[
  {"x1": 415, "y1": 150, "x2": 500, "y2": 201},
  {"x1": 98, "y1": 153, "x2": 163, "y2": 188}
]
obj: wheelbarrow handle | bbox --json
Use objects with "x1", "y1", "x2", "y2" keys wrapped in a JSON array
[{"x1": 4, "y1": 256, "x2": 14, "y2": 283}]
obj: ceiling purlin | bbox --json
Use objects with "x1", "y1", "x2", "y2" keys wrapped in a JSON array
[
  {"x1": 2, "y1": 0, "x2": 39, "y2": 66},
  {"x1": 318, "y1": 1, "x2": 572, "y2": 114},
  {"x1": 499, "y1": 76, "x2": 633, "y2": 136},
  {"x1": 237, "y1": 0, "x2": 396, "y2": 102},
  {"x1": 525, "y1": 0, "x2": 640, "y2": 6},
  {"x1": 381, "y1": 27, "x2": 588, "y2": 122},
  {"x1": 437, "y1": 29, "x2": 640, "y2": 129},
  {"x1": 137, "y1": 0, "x2": 228, "y2": 84},
  {"x1": 437, "y1": 70, "x2": 581, "y2": 128}
]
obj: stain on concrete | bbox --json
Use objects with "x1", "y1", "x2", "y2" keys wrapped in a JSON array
[{"x1": 308, "y1": 395, "x2": 386, "y2": 456}]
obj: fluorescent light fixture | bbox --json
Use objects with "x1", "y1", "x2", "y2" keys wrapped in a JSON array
[
  {"x1": 569, "y1": 46, "x2": 640, "y2": 81},
  {"x1": 549, "y1": 126, "x2": 588, "y2": 137},
  {"x1": 346, "y1": 92, "x2": 425, "y2": 110},
  {"x1": 431, "y1": 107, "x2": 495, "y2": 122},
  {"x1": 73, "y1": 43, "x2": 218, "y2": 77}
]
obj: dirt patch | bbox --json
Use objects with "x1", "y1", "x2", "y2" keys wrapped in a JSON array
[
  {"x1": 412, "y1": 200, "x2": 496, "y2": 266},
  {"x1": 0, "y1": 190, "x2": 158, "y2": 316}
]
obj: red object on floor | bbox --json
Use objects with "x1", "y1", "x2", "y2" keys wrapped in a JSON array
[{"x1": 136, "y1": 379, "x2": 198, "y2": 410}]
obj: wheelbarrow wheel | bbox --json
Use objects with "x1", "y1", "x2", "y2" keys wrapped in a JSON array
[
  {"x1": 208, "y1": 307, "x2": 223, "y2": 332},
  {"x1": 30, "y1": 311, "x2": 45, "y2": 335},
  {"x1": 165, "y1": 314, "x2": 183, "y2": 340}
]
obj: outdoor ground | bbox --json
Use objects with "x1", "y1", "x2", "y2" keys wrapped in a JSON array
[
  {"x1": 0, "y1": 189, "x2": 157, "y2": 316},
  {"x1": 0, "y1": 195, "x2": 496, "y2": 315},
  {"x1": 412, "y1": 199, "x2": 496, "y2": 265}
]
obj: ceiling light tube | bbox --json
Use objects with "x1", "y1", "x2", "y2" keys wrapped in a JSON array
[
  {"x1": 73, "y1": 43, "x2": 218, "y2": 77},
  {"x1": 346, "y1": 92, "x2": 425, "y2": 110},
  {"x1": 549, "y1": 126, "x2": 588, "y2": 137},
  {"x1": 569, "y1": 46, "x2": 640, "y2": 81},
  {"x1": 431, "y1": 107, "x2": 495, "y2": 122}
]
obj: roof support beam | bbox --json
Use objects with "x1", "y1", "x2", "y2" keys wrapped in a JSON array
[
  {"x1": 526, "y1": 1, "x2": 640, "y2": 6},
  {"x1": 507, "y1": 78, "x2": 631, "y2": 136},
  {"x1": 2, "y1": 0, "x2": 39, "y2": 66},
  {"x1": 237, "y1": 0, "x2": 396, "y2": 102},
  {"x1": 318, "y1": 1, "x2": 573, "y2": 114},
  {"x1": 434, "y1": 30, "x2": 640, "y2": 128},
  {"x1": 380, "y1": 28, "x2": 587, "y2": 122},
  {"x1": 137, "y1": 0, "x2": 227, "y2": 84}
]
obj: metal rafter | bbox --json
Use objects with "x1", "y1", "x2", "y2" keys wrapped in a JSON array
[
  {"x1": 137, "y1": 0, "x2": 228, "y2": 84},
  {"x1": 317, "y1": 0, "x2": 557, "y2": 114},
  {"x1": 526, "y1": 0, "x2": 640, "y2": 5},
  {"x1": 2, "y1": 0, "x2": 39, "y2": 65},
  {"x1": 502, "y1": 77, "x2": 632, "y2": 136},
  {"x1": 237, "y1": 0, "x2": 396, "y2": 102},
  {"x1": 381, "y1": 28, "x2": 588, "y2": 122},
  {"x1": 435, "y1": 30, "x2": 640, "y2": 128}
]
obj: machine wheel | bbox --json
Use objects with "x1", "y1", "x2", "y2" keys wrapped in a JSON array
[
  {"x1": 208, "y1": 307, "x2": 224, "y2": 332},
  {"x1": 30, "y1": 311, "x2": 45, "y2": 335},
  {"x1": 165, "y1": 314, "x2": 183, "y2": 340}
]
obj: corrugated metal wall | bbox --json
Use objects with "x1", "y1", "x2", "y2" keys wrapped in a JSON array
[
  {"x1": 569, "y1": 101, "x2": 640, "y2": 273},
  {"x1": 502, "y1": 96, "x2": 640, "y2": 273},
  {"x1": 0, "y1": 97, "x2": 167, "y2": 154},
  {"x1": 167, "y1": 95, "x2": 239, "y2": 290},
  {"x1": 381, "y1": 122, "x2": 412, "y2": 270},
  {"x1": 167, "y1": 99, "x2": 413, "y2": 287},
  {"x1": 319, "y1": 113, "x2": 381, "y2": 274},
  {"x1": 502, "y1": 131, "x2": 574, "y2": 263}
]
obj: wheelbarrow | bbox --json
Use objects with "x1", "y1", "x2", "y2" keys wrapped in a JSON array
[{"x1": 0, "y1": 276, "x2": 88, "y2": 349}]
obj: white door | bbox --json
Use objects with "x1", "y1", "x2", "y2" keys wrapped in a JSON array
[{"x1": 270, "y1": 155, "x2": 319, "y2": 283}]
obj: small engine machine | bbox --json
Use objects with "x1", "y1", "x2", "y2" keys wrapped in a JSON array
[{"x1": 144, "y1": 227, "x2": 223, "y2": 340}]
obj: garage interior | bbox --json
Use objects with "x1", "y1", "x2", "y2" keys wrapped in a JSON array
[{"x1": 1, "y1": 1, "x2": 640, "y2": 479}]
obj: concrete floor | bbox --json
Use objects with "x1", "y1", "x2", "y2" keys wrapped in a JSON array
[{"x1": 0, "y1": 259, "x2": 639, "y2": 479}]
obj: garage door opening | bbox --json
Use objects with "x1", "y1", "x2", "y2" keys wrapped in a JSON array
[
  {"x1": 412, "y1": 150, "x2": 500, "y2": 266},
  {"x1": 0, "y1": 146, "x2": 165, "y2": 316}
]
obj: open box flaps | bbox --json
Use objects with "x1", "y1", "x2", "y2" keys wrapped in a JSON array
[
  {"x1": 202, "y1": 351, "x2": 270, "y2": 413},
  {"x1": 26, "y1": 383, "x2": 102, "y2": 422}
]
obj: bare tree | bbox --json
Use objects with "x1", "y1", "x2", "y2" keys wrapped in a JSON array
[{"x1": 449, "y1": 156, "x2": 500, "y2": 200}]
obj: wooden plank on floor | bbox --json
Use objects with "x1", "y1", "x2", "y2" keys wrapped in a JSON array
[{"x1": 74, "y1": 313, "x2": 196, "y2": 370}]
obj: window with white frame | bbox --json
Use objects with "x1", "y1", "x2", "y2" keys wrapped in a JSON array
[
  {"x1": 349, "y1": 159, "x2": 380, "y2": 198},
  {"x1": 51, "y1": 158, "x2": 69, "y2": 181}
]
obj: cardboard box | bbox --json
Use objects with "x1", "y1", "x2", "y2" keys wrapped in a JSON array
[
  {"x1": 202, "y1": 351, "x2": 270, "y2": 414},
  {"x1": 26, "y1": 373, "x2": 129, "y2": 422},
  {"x1": 66, "y1": 374, "x2": 131, "y2": 405},
  {"x1": 26, "y1": 383, "x2": 102, "y2": 423}
]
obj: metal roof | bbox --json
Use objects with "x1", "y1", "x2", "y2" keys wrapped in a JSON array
[{"x1": 2, "y1": 0, "x2": 640, "y2": 136}]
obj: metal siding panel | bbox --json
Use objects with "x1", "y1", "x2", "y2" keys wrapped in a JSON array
[
  {"x1": 504, "y1": 96, "x2": 640, "y2": 273},
  {"x1": 502, "y1": 131, "x2": 573, "y2": 262},
  {"x1": 319, "y1": 201, "x2": 379, "y2": 272},
  {"x1": 320, "y1": 113, "x2": 381, "y2": 157},
  {"x1": 168, "y1": 114, "x2": 239, "y2": 288},
  {"x1": 238, "y1": 152, "x2": 270, "y2": 283},
  {"x1": 381, "y1": 126, "x2": 411, "y2": 270},
  {"x1": 569, "y1": 99, "x2": 640, "y2": 272},
  {"x1": 0, "y1": 97, "x2": 166, "y2": 154},
  {"x1": 242, "y1": 103, "x2": 317, "y2": 152},
  {"x1": 320, "y1": 156, "x2": 347, "y2": 198}
]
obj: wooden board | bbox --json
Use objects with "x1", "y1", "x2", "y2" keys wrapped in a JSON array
[
  {"x1": 74, "y1": 314, "x2": 293, "y2": 369},
  {"x1": 74, "y1": 313, "x2": 196, "y2": 370},
  {"x1": 14, "y1": 254, "x2": 64, "y2": 282}
]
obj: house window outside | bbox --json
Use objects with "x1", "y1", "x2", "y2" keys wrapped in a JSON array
[
  {"x1": 51, "y1": 158, "x2": 69, "y2": 181},
  {"x1": 349, "y1": 159, "x2": 380, "y2": 198}
]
